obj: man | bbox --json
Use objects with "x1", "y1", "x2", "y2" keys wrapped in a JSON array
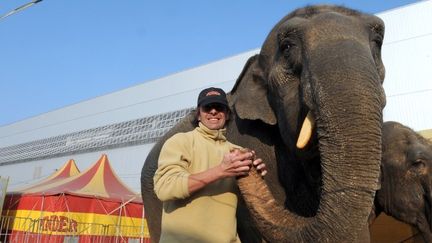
[{"x1": 154, "y1": 87, "x2": 266, "y2": 243}]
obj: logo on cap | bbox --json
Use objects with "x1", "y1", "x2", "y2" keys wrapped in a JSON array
[{"x1": 206, "y1": 91, "x2": 221, "y2": 96}]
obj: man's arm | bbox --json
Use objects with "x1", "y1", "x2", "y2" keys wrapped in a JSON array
[
  {"x1": 188, "y1": 149, "x2": 267, "y2": 194},
  {"x1": 188, "y1": 150, "x2": 254, "y2": 194},
  {"x1": 154, "y1": 142, "x2": 267, "y2": 200}
]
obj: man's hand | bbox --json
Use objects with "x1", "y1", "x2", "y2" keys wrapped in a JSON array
[
  {"x1": 188, "y1": 148, "x2": 267, "y2": 195},
  {"x1": 226, "y1": 149, "x2": 267, "y2": 177},
  {"x1": 219, "y1": 149, "x2": 254, "y2": 177}
]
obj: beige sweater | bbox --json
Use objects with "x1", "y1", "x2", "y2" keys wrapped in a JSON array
[{"x1": 154, "y1": 123, "x2": 241, "y2": 243}]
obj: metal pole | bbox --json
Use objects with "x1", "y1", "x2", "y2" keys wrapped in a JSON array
[{"x1": 0, "y1": 0, "x2": 43, "y2": 21}]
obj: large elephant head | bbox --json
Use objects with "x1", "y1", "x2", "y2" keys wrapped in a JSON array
[
  {"x1": 233, "y1": 5, "x2": 386, "y2": 242},
  {"x1": 373, "y1": 121, "x2": 432, "y2": 242}
]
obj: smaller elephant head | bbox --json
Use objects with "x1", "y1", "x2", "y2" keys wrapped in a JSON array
[{"x1": 375, "y1": 121, "x2": 432, "y2": 242}]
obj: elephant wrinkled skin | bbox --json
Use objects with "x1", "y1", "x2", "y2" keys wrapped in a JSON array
[
  {"x1": 141, "y1": 5, "x2": 386, "y2": 243},
  {"x1": 369, "y1": 121, "x2": 432, "y2": 242}
]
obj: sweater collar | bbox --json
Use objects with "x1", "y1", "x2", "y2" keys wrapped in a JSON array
[{"x1": 197, "y1": 122, "x2": 227, "y2": 141}]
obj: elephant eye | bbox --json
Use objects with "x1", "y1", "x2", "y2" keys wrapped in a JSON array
[
  {"x1": 372, "y1": 35, "x2": 383, "y2": 47},
  {"x1": 412, "y1": 159, "x2": 426, "y2": 170},
  {"x1": 369, "y1": 22, "x2": 384, "y2": 47},
  {"x1": 369, "y1": 28, "x2": 384, "y2": 50},
  {"x1": 279, "y1": 39, "x2": 293, "y2": 56}
]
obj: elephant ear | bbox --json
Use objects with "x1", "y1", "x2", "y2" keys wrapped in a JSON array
[{"x1": 230, "y1": 55, "x2": 277, "y2": 125}]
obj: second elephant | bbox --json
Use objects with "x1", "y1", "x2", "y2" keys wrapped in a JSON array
[{"x1": 369, "y1": 121, "x2": 432, "y2": 242}]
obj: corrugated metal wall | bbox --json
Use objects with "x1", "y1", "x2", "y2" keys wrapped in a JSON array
[
  {"x1": 381, "y1": 1, "x2": 432, "y2": 132},
  {"x1": 1, "y1": 1, "x2": 431, "y2": 192}
]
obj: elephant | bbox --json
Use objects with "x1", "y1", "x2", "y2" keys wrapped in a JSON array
[
  {"x1": 368, "y1": 121, "x2": 432, "y2": 242},
  {"x1": 141, "y1": 5, "x2": 386, "y2": 243}
]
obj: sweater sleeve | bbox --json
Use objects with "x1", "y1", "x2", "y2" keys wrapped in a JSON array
[{"x1": 153, "y1": 134, "x2": 191, "y2": 201}]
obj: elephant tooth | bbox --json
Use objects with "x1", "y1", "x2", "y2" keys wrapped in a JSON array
[{"x1": 296, "y1": 111, "x2": 314, "y2": 149}]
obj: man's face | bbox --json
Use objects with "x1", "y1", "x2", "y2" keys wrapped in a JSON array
[{"x1": 198, "y1": 103, "x2": 228, "y2": 130}]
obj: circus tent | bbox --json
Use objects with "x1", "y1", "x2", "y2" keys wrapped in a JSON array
[
  {"x1": 2, "y1": 155, "x2": 149, "y2": 243},
  {"x1": 15, "y1": 159, "x2": 80, "y2": 192}
]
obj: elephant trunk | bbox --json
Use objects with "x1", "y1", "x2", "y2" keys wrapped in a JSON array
[{"x1": 238, "y1": 41, "x2": 384, "y2": 242}]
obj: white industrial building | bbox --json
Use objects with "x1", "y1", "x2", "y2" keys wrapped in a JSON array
[{"x1": 1, "y1": 1, "x2": 431, "y2": 194}]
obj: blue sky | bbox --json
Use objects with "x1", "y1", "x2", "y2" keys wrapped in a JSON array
[{"x1": 0, "y1": 0, "x2": 420, "y2": 126}]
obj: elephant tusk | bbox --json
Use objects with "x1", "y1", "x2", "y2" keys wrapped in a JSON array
[{"x1": 296, "y1": 111, "x2": 314, "y2": 149}]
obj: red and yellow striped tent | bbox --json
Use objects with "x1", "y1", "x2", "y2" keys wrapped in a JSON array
[
  {"x1": 2, "y1": 155, "x2": 149, "y2": 243},
  {"x1": 15, "y1": 159, "x2": 80, "y2": 192}
]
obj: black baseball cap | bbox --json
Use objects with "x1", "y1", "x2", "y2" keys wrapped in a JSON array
[{"x1": 197, "y1": 87, "x2": 228, "y2": 107}]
